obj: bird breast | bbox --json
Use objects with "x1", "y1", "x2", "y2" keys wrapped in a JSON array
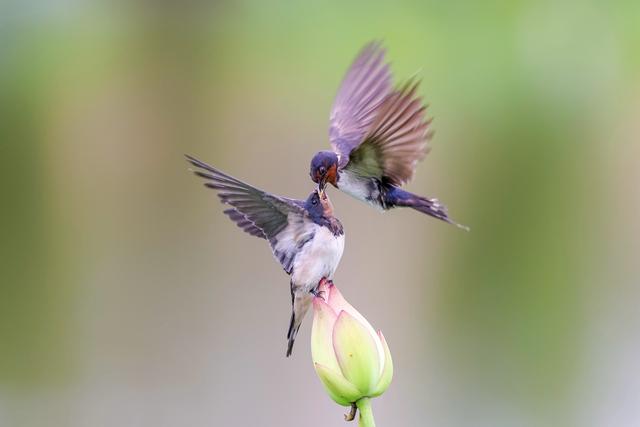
[
  {"x1": 337, "y1": 170, "x2": 384, "y2": 211},
  {"x1": 291, "y1": 225, "x2": 344, "y2": 288}
]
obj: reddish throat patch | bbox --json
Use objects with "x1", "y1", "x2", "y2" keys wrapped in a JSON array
[{"x1": 326, "y1": 164, "x2": 338, "y2": 187}]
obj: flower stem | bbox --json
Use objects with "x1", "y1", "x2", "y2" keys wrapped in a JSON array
[{"x1": 356, "y1": 398, "x2": 375, "y2": 427}]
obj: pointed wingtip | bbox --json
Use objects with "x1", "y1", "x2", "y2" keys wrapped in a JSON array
[
  {"x1": 184, "y1": 154, "x2": 224, "y2": 176},
  {"x1": 184, "y1": 154, "x2": 203, "y2": 170},
  {"x1": 363, "y1": 39, "x2": 386, "y2": 54}
]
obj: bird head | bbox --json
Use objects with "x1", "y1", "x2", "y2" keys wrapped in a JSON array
[
  {"x1": 310, "y1": 151, "x2": 339, "y2": 193},
  {"x1": 305, "y1": 188, "x2": 334, "y2": 219}
]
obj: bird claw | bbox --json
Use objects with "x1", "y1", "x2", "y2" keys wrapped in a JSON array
[
  {"x1": 318, "y1": 277, "x2": 334, "y2": 287},
  {"x1": 311, "y1": 278, "x2": 334, "y2": 300},
  {"x1": 310, "y1": 287, "x2": 325, "y2": 299}
]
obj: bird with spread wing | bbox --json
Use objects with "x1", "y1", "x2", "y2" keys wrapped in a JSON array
[
  {"x1": 310, "y1": 42, "x2": 467, "y2": 230},
  {"x1": 186, "y1": 155, "x2": 344, "y2": 356}
]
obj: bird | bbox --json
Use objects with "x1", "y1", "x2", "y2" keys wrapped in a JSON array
[
  {"x1": 309, "y1": 42, "x2": 468, "y2": 230},
  {"x1": 186, "y1": 155, "x2": 345, "y2": 357}
]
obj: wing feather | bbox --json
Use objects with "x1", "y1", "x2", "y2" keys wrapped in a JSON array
[
  {"x1": 344, "y1": 79, "x2": 432, "y2": 185},
  {"x1": 186, "y1": 155, "x2": 313, "y2": 275},
  {"x1": 186, "y1": 155, "x2": 305, "y2": 237},
  {"x1": 329, "y1": 42, "x2": 392, "y2": 163}
]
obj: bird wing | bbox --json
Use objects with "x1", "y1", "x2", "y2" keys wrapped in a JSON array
[
  {"x1": 186, "y1": 155, "x2": 312, "y2": 274},
  {"x1": 329, "y1": 42, "x2": 392, "y2": 166},
  {"x1": 343, "y1": 79, "x2": 432, "y2": 186}
]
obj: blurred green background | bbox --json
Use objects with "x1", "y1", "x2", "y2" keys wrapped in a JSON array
[{"x1": 1, "y1": 1, "x2": 639, "y2": 426}]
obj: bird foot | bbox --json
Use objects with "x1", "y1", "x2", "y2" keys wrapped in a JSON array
[
  {"x1": 344, "y1": 403, "x2": 357, "y2": 422},
  {"x1": 318, "y1": 277, "x2": 334, "y2": 287},
  {"x1": 310, "y1": 286, "x2": 326, "y2": 299},
  {"x1": 310, "y1": 278, "x2": 334, "y2": 300}
]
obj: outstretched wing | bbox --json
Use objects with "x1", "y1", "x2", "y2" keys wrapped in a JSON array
[
  {"x1": 329, "y1": 42, "x2": 392, "y2": 165},
  {"x1": 186, "y1": 155, "x2": 311, "y2": 274},
  {"x1": 344, "y1": 79, "x2": 432, "y2": 186}
]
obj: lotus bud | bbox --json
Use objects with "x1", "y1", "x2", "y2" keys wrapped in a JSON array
[{"x1": 311, "y1": 280, "x2": 392, "y2": 425}]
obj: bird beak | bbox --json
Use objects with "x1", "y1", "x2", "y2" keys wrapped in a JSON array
[
  {"x1": 318, "y1": 176, "x2": 326, "y2": 191},
  {"x1": 318, "y1": 179, "x2": 327, "y2": 198}
]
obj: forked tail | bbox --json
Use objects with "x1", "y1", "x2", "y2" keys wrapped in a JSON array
[
  {"x1": 386, "y1": 187, "x2": 469, "y2": 230},
  {"x1": 286, "y1": 287, "x2": 313, "y2": 357},
  {"x1": 286, "y1": 311, "x2": 301, "y2": 357}
]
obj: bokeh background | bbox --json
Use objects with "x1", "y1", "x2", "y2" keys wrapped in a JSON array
[{"x1": 2, "y1": 1, "x2": 639, "y2": 426}]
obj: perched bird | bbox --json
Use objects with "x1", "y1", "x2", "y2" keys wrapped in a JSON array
[
  {"x1": 310, "y1": 42, "x2": 468, "y2": 230},
  {"x1": 186, "y1": 155, "x2": 345, "y2": 356}
]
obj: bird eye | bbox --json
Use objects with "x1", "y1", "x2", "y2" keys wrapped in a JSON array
[
  {"x1": 312, "y1": 197, "x2": 318, "y2": 205},
  {"x1": 319, "y1": 166, "x2": 326, "y2": 175}
]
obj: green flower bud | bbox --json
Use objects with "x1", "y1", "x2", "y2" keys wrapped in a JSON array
[{"x1": 311, "y1": 281, "x2": 393, "y2": 406}]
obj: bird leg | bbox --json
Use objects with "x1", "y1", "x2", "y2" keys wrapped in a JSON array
[
  {"x1": 310, "y1": 289, "x2": 325, "y2": 299},
  {"x1": 319, "y1": 277, "x2": 335, "y2": 287},
  {"x1": 344, "y1": 403, "x2": 357, "y2": 421},
  {"x1": 310, "y1": 277, "x2": 329, "y2": 299}
]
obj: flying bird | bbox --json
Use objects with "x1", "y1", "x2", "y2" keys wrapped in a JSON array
[
  {"x1": 186, "y1": 155, "x2": 345, "y2": 356},
  {"x1": 309, "y1": 42, "x2": 467, "y2": 230}
]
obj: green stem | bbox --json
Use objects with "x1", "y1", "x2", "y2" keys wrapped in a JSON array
[{"x1": 356, "y1": 397, "x2": 376, "y2": 427}]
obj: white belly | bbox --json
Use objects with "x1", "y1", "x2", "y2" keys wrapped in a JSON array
[
  {"x1": 337, "y1": 170, "x2": 384, "y2": 211},
  {"x1": 291, "y1": 225, "x2": 344, "y2": 288}
]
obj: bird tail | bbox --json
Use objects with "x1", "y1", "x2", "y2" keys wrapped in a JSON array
[
  {"x1": 386, "y1": 187, "x2": 469, "y2": 230},
  {"x1": 286, "y1": 289, "x2": 313, "y2": 357},
  {"x1": 286, "y1": 312, "x2": 301, "y2": 357}
]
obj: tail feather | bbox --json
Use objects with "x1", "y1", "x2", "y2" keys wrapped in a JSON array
[
  {"x1": 386, "y1": 187, "x2": 469, "y2": 230},
  {"x1": 286, "y1": 288, "x2": 313, "y2": 357},
  {"x1": 286, "y1": 312, "x2": 301, "y2": 357}
]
